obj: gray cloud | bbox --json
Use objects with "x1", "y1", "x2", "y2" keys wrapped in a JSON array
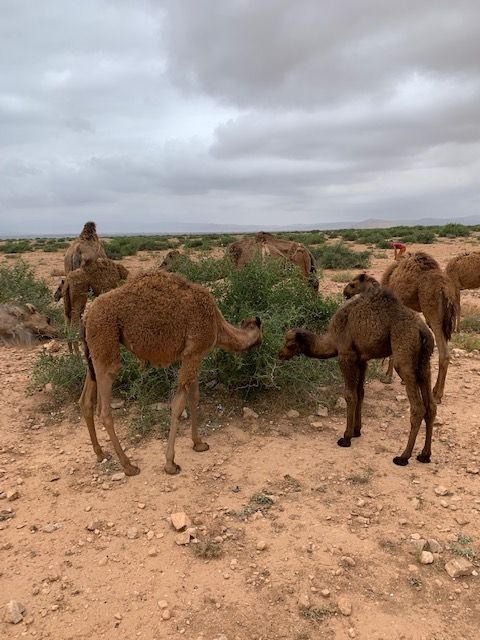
[{"x1": 1, "y1": 0, "x2": 479, "y2": 234}]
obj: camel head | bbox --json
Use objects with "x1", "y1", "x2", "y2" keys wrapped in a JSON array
[
  {"x1": 115, "y1": 263, "x2": 129, "y2": 281},
  {"x1": 240, "y1": 316, "x2": 263, "y2": 347},
  {"x1": 23, "y1": 303, "x2": 58, "y2": 340},
  {"x1": 159, "y1": 249, "x2": 181, "y2": 271},
  {"x1": 343, "y1": 273, "x2": 380, "y2": 299},
  {"x1": 80, "y1": 221, "x2": 98, "y2": 240},
  {"x1": 54, "y1": 278, "x2": 66, "y2": 301},
  {"x1": 278, "y1": 328, "x2": 313, "y2": 360}
]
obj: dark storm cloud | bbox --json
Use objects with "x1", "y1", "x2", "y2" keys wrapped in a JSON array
[{"x1": 1, "y1": 0, "x2": 479, "y2": 234}]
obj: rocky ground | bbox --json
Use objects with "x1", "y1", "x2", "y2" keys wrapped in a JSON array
[{"x1": 1, "y1": 238, "x2": 479, "y2": 639}]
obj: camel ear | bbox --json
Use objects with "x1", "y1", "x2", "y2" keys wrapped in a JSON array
[
  {"x1": 25, "y1": 303, "x2": 37, "y2": 314},
  {"x1": 255, "y1": 316, "x2": 261, "y2": 327}
]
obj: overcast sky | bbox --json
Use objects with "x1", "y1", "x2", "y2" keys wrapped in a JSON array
[{"x1": 1, "y1": 0, "x2": 480, "y2": 234}]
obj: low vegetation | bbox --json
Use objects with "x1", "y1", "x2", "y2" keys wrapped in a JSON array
[{"x1": 312, "y1": 242, "x2": 371, "y2": 269}]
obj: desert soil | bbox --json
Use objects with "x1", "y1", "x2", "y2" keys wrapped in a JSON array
[{"x1": 1, "y1": 238, "x2": 479, "y2": 640}]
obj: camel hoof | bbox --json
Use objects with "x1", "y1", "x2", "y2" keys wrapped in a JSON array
[
  {"x1": 393, "y1": 456, "x2": 408, "y2": 466},
  {"x1": 96, "y1": 451, "x2": 111, "y2": 462},
  {"x1": 164, "y1": 462, "x2": 181, "y2": 475},
  {"x1": 193, "y1": 442, "x2": 209, "y2": 452},
  {"x1": 379, "y1": 375, "x2": 393, "y2": 385},
  {"x1": 337, "y1": 437, "x2": 351, "y2": 448},
  {"x1": 417, "y1": 453, "x2": 431, "y2": 464},
  {"x1": 124, "y1": 464, "x2": 140, "y2": 476}
]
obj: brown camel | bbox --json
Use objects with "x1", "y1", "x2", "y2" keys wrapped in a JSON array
[
  {"x1": 228, "y1": 232, "x2": 319, "y2": 290},
  {"x1": 64, "y1": 221, "x2": 108, "y2": 273},
  {"x1": 0, "y1": 303, "x2": 57, "y2": 345},
  {"x1": 445, "y1": 251, "x2": 480, "y2": 331},
  {"x1": 79, "y1": 270, "x2": 262, "y2": 476},
  {"x1": 279, "y1": 277, "x2": 436, "y2": 466},
  {"x1": 158, "y1": 249, "x2": 181, "y2": 270},
  {"x1": 360, "y1": 252, "x2": 456, "y2": 403},
  {"x1": 55, "y1": 259, "x2": 129, "y2": 353}
]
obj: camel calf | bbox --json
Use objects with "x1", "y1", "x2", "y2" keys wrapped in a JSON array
[
  {"x1": 372, "y1": 252, "x2": 456, "y2": 403},
  {"x1": 55, "y1": 258, "x2": 128, "y2": 353},
  {"x1": 0, "y1": 303, "x2": 57, "y2": 345},
  {"x1": 79, "y1": 270, "x2": 262, "y2": 476},
  {"x1": 445, "y1": 251, "x2": 480, "y2": 331},
  {"x1": 279, "y1": 277, "x2": 436, "y2": 466}
]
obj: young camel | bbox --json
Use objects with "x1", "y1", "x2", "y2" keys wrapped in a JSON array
[
  {"x1": 64, "y1": 221, "x2": 107, "y2": 273},
  {"x1": 445, "y1": 251, "x2": 480, "y2": 331},
  {"x1": 79, "y1": 270, "x2": 262, "y2": 476},
  {"x1": 228, "y1": 232, "x2": 319, "y2": 290},
  {"x1": 54, "y1": 258, "x2": 129, "y2": 353},
  {"x1": 371, "y1": 252, "x2": 456, "y2": 403},
  {"x1": 279, "y1": 276, "x2": 436, "y2": 466}
]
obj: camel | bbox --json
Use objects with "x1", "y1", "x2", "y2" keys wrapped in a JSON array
[
  {"x1": 64, "y1": 221, "x2": 108, "y2": 273},
  {"x1": 0, "y1": 303, "x2": 57, "y2": 345},
  {"x1": 79, "y1": 270, "x2": 262, "y2": 476},
  {"x1": 279, "y1": 276, "x2": 436, "y2": 466},
  {"x1": 158, "y1": 249, "x2": 181, "y2": 271},
  {"x1": 355, "y1": 252, "x2": 455, "y2": 404},
  {"x1": 54, "y1": 258, "x2": 128, "y2": 353},
  {"x1": 228, "y1": 232, "x2": 319, "y2": 290},
  {"x1": 445, "y1": 251, "x2": 480, "y2": 331}
]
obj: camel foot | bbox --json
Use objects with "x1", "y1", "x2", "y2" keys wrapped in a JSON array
[
  {"x1": 416, "y1": 453, "x2": 431, "y2": 464},
  {"x1": 193, "y1": 442, "x2": 209, "y2": 452},
  {"x1": 164, "y1": 462, "x2": 181, "y2": 475},
  {"x1": 393, "y1": 456, "x2": 409, "y2": 466},
  {"x1": 379, "y1": 375, "x2": 393, "y2": 385},
  {"x1": 123, "y1": 463, "x2": 140, "y2": 476},
  {"x1": 95, "y1": 450, "x2": 111, "y2": 462},
  {"x1": 337, "y1": 437, "x2": 351, "y2": 448}
]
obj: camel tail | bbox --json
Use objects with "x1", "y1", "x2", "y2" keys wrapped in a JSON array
[
  {"x1": 80, "y1": 320, "x2": 96, "y2": 382},
  {"x1": 416, "y1": 325, "x2": 434, "y2": 386},
  {"x1": 441, "y1": 288, "x2": 456, "y2": 342}
]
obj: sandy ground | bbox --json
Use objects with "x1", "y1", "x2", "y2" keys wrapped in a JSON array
[{"x1": 1, "y1": 238, "x2": 480, "y2": 640}]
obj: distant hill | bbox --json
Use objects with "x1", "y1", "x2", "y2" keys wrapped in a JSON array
[{"x1": 2, "y1": 215, "x2": 480, "y2": 239}]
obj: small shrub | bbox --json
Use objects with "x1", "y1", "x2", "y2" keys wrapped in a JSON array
[
  {"x1": 451, "y1": 333, "x2": 480, "y2": 352},
  {"x1": 192, "y1": 536, "x2": 224, "y2": 559},
  {"x1": 439, "y1": 224, "x2": 470, "y2": 238},
  {"x1": 313, "y1": 243, "x2": 370, "y2": 269},
  {"x1": 0, "y1": 260, "x2": 61, "y2": 323},
  {"x1": 460, "y1": 314, "x2": 480, "y2": 333},
  {"x1": 0, "y1": 240, "x2": 32, "y2": 253},
  {"x1": 31, "y1": 353, "x2": 85, "y2": 399}
]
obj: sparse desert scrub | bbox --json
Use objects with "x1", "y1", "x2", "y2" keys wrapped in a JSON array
[{"x1": 312, "y1": 242, "x2": 370, "y2": 269}]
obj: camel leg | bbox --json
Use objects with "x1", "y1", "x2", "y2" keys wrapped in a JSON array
[
  {"x1": 164, "y1": 384, "x2": 188, "y2": 475},
  {"x1": 79, "y1": 371, "x2": 110, "y2": 462},
  {"x1": 96, "y1": 370, "x2": 139, "y2": 476},
  {"x1": 381, "y1": 357, "x2": 394, "y2": 384},
  {"x1": 188, "y1": 379, "x2": 209, "y2": 453},
  {"x1": 393, "y1": 375, "x2": 425, "y2": 466},
  {"x1": 431, "y1": 327, "x2": 449, "y2": 404},
  {"x1": 353, "y1": 361, "x2": 367, "y2": 437},
  {"x1": 337, "y1": 355, "x2": 359, "y2": 448},
  {"x1": 416, "y1": 380, "x2": 436, "y2": 463},
  {"x1": 454, "y1": 290, "x2": 461, "y2": 332}
]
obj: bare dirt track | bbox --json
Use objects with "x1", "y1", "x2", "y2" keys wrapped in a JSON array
[{"x1": 1, "y1": 239, "x2": 479, "y2": 640}]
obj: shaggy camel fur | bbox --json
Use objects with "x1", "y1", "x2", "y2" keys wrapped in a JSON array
[
  {"x1": 0, "y1": 303, "x2": 57, "y2": 345},
  {"x1": 279, "y1": 278, "x2": 436, "y2": 465},
  {"x1": 371, "y1": 252, "x2": 456, "y2": 403},
  {"x1": 228, "y1": 232, "x2": 319, "y2": 290},
  {"x1": 64, "y1": 221, "x2": 107, "y2": 273},
  {"x1": 445, "y1": 251, "x2": 480, "y2": 331},
  {"x1": 79, "y1": 270, "x2": 262, "y2": 475},
  {"x1": 55, "y1": 259, "x2": 129, "y2": 353}
]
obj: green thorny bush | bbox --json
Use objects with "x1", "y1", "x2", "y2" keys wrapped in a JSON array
[
  {"x1": 0, "y1": 260, "x2": 62, "y2": 325},
  {"x1": 32, "y1": 256, "x2": 342, "y2": 412},
  {"x1": 312, "y1": 242, "x2": 371, "y2": 269}
]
